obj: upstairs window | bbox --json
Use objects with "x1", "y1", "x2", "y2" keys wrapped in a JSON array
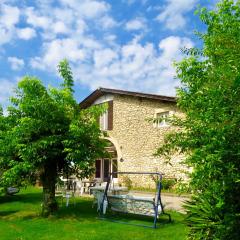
[
  {"x1": 99, "y1": 101, "x2": 113, "y2": 131},
  {"x1": 154, "y1": 111, "x2": 170, "y2": 128},
  {"x1": 100, "y1": 110, "x2": 108, "y2": 130}
]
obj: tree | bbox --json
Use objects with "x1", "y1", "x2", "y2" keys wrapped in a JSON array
[
  {"x1": 0, "y1": 60, "x2": 106, "y2": 216},
  {"x1": 156, "y1": 1, "x2": 240, "y2": 239}
]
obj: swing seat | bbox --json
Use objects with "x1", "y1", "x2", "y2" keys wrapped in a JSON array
[
  {"x1": 107, "y1": 194, "x2": 162, "y2": 217},
  {"x1": 99, "y1": 172, "x2": 171, "y2": 228}
]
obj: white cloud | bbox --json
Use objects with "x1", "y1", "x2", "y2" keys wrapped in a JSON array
[
  {"x1": 79, "y1": 1, "x2": 110, "y2": 19},
  {"x1": 98, "y1": 16, "x2": 118, "y2": 29},
  {"x1": 17, "y1": 27, "x2": 36, "y2": 40},
  {"x1": 30, "y1": 57, "x2": 45, "y2": 71},
  {"x1": 59, "y1": 0, "x2": 110, "y2": 19},
  {"x1": 94, "y1": 48, "x2": 118, "y2": 68},
  {"x1": 0, "y1": 4, "x2": 20, "y2": 45},
  {"x1": 25, "y1": 7, "x2": 52, "y2": 29},
  {"x1": 158, "y1": 36, "x2": 193, "y2": 64},
  {"x1": 156, "y1": 0, "x2": 198, "y2": 30},
  {"x1": 7, "y1": 57, "x2": 25, "y2": 70},
  {"x1": 122, "y1": 0, "x2": 148, "y2": 5},
  {"x1": 24, "y1": 7, "x2": 73, "y2": 40},
  {"x1": 22, "y1": 1, "x2": 114, "y2": 40},
  {"x1": 104, "y1": 34, "x2": 117, "y2": 43},
  {"x1": 0, "y1": 4, "x2": 20, "y2": 28},
  {"x1": 30, "y1": 38, "x2": 86, "y2": 70},
  {"x1": 52, "y1": 21, "x2": 69, "y2": 34},
  {"x1": 0, "y1": 76, "x2": 22, "y2": 113},
  {"x1": 0, "y1": 78, "x2": 16, "y2": 107},
  {"x1": 125, "y1": 18, "x2": 147, "y2": 31}
]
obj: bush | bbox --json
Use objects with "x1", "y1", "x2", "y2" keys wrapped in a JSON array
[{"x1": 161, "y1": 178, "x2": 177, "y2": 190}]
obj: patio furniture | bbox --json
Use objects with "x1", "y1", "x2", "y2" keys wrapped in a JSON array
[
  {"x1": 62, "y1": 190, "x2": 76, "y2": 207},
  {"x1": 6, "y1": 187, "x2": 19, "y2": 195},
  {"x1": 92, "y1": 189, "x2": 105, "y2": 211},
  {"x1": 55, "y1": 180, "x2": 76, "y2": 207},
  {"x1": 80, "y1": 179, "x2": 96, "y2": 195},
  {"x1": 55, "y1": 190, "x2": 76, "y2": 207}
]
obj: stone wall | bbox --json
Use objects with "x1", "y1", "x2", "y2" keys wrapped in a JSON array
[{"x1": 107, "y1": 94, "x2": 189, "y2": 188}]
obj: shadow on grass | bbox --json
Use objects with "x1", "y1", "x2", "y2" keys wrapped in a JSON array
[
  {"x1": 100, "y1": 211, "x2": 173, "y2": 228},
  {"x1": 0, "y1": 192, "x2": 42, "y2": 205},
  {"x1": 11, "y1": 196, "x2": 98, "y2": 222},
  {"x1": 0, "y1": 194, "x2": 22, "y2": 204},
  {"x1": 53, "y1": 198, "x2": 99, "y2": 222},
  {"x1": 0, "y1": 210, "x2": 18, "y2": 217}
]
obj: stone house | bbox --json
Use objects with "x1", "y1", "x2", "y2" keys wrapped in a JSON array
[{"x1": 80, "y1": 88, "x2": 187, "y2": 188}]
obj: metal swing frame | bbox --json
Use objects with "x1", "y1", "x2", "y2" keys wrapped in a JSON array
[{"x1": 99, "y1": 171, "x2": 171, "y2": 229}]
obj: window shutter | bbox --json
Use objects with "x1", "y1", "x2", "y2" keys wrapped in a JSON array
[{"x1": 108, "y1": 101, "x2": 113, "y2": 130}]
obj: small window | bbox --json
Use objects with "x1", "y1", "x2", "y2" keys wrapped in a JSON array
[{"x1": 154, "y1": 111, "x2": 170, "y2": 127}]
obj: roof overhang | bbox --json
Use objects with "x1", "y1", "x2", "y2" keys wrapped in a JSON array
[{"x1": 79, "y1": 87, "x2": 176, "y2": 109}]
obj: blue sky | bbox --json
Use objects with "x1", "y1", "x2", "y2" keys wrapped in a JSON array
[{"x1": 0, "y1": 0, "x2": 217, "y2": 111}]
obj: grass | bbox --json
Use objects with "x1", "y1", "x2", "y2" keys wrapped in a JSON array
[{"x1": 0, "y1": 187, "x2": 187, "y2": 240}]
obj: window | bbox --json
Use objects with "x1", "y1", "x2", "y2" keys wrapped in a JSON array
[
  {"x1": 154, "y1": 111, "x2": 170, "y2": 127},
  {"x1": 99, "y1": 110, "x2": 108, "y2": 130},
  {"x1": 99, "y1": 101, "x2": 113, "y2": 131},
  {"x1": 94, "y1": 159, "x2": 118, "y2": 180}
]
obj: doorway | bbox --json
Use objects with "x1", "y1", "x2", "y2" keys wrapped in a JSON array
[{"x1": 95, "y1": 158, "x2": 118, "y2": 182}]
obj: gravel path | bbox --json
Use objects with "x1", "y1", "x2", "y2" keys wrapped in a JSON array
[{"x1": 161, "y1": 193, "x2": 189, "y2": 213}]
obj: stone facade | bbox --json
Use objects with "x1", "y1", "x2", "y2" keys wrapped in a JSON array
[{"x1": 106, "y1": 94, "x2": 188, "y2": 188}]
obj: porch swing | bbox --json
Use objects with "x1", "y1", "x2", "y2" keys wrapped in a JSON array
[{"x1": 99, "y1": 171, "x2": 171, "y2": 228}]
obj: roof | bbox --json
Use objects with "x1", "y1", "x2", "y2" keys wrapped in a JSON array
[{"x1": 79, "y1": 87, "x2": 176, "y2": 109}]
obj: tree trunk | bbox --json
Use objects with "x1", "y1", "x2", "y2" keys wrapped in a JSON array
[{"x1": 40, "y1": 161, "x2": 58, "y2": 216}]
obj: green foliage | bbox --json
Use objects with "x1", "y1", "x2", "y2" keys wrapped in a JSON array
[
  {"x1": 58, "y1": 59, "x2": 74, "y2": 92},
  {"x1": 161, "y1": 178, "x2": 177, "y2": 190},
  {"x1": 151, "y1": 174, "x2": 177, "y2": 191},
  {"x1": 121, "y1": 176, "x2": 133, "y2": 190},
  {"x1": 174, "y1": 180, "x2": 192, "y2": 194},
  {"x1": 0, "y1": 60, "x2": 106, "y2": 215},
  {"x1": 156, "y1": 1, "x2": 240, "y2": 239}
]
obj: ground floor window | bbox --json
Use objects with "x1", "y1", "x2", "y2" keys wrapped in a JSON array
[{"x1": 95, "y1": 158, "x2": 118, "y2": 181}]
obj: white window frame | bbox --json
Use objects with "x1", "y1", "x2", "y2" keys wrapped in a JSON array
[
  {"x1": 92, "y1": 94, "x2": 114, "y2": 131},
  {"x1": 99, "y1": 110, "x2": 108, "y2": 130},
  {"x1": 154, "y1": 109, "x2": 174, "y2": 128}
]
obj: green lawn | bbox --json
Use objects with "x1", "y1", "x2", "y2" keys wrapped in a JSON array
[{"x1": 0, "y1": 187, "x2": 187, "y2": 240}]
